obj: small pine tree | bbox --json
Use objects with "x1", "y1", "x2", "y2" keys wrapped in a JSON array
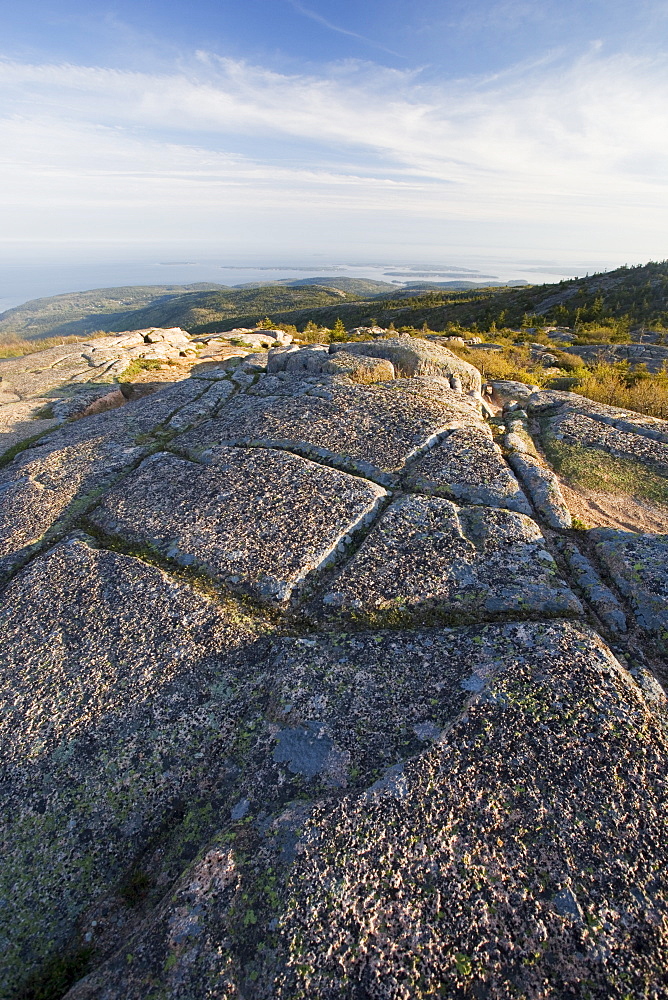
[
  {"x1": 257, "y1": 316, "x2": 275, "y2": 330},
  {"x1": 331, "y1": 318, "x2": 347, "y2": 342}
]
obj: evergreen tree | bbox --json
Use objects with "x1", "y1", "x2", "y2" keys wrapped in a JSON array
[{"x1": 331, "y1": 318, "x2": 347, "y2": 342}]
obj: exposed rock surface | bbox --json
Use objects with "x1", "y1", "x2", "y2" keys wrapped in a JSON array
[
  {"x1": 507, "y1": 451, "x2": 573, "y2": 529},
  {"x1": 174, "y1": 372, "x2": 483, "y2": 485},
  {"x1": 89, "y1": 447, "x2": 386, "y2": 605},
  {"x1": 0, "y1": 540, "x2": 267, "y2": 998},
  {"x1": 405, "y1": 425, "x2": 532, "y2": 512},
  {"x1": 0, "y1": 328, "x2": 195, "y2": 459},
  {"x1": 1, "y1": 335, "x2": 667, "y2": 1000},
  {"x1": 319, "y1": 494, "x2": 581, "y2": 622},
  {"x1": 266, "y1": 345, "x2": 395, "y2": 383},
  {"x1": 0, "y1": 379, "x2": 209, "y2": 582},
  {"x1": 195, "y1": 328, "x2": 293, "y2": 350},
  {"x1": 329, "y1": 335, "x2": 482, "y2": 392},
  {"x1": 526, "y1": 388, "x2": 668, "y2": 444},
  {"x1": 547, "y1": 407, "x2": 668, "y2": 475},
  {"x1": 591, "y1": 528, "x2": 668, "y2": 652}
]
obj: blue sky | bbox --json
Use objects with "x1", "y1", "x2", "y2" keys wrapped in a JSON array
[{"x1": 1, "y1": 0, "x2": 667, "y2": 265}]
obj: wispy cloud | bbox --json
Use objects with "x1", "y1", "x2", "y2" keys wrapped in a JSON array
[
  {"x1": 286, "y1": 1, "x2": 402, "y2": 57},
  {"x1": 0, "y1": 47, "x2": 666, "y2": 254}
]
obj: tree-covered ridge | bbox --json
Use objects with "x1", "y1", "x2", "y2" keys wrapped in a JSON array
[
  {"x1": 263, "y1": 261, "x2": 668, "y2": 335},
  {"x1": 0, "y1": 284, "x2": 228, "y2": 340},
  {"x1": 0, "y1": 284, "x2": 366, "y2": 342},
  {"x1": 2, "y1": 261, "x2": 668, "y2": 343},
  {"x1": 180, "y1": 261, "x2": 668, "y2": 336}
]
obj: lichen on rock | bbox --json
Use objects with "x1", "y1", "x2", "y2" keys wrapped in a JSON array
[{"x1": 1, "y1": 333, "x2": 667, "y2": 1000}]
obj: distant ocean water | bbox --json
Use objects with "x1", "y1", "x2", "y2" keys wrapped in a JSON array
[{"x1": 0, "y1": 245, "x2": 623, "y2": 313}]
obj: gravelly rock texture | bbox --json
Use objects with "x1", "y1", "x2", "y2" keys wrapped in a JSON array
[
  {"x1": 0, "y1": 434, "x2": 147, "y2": 581},
  {"x1": 175, "y1": 374, "x2": 483, "y2": 484},
  {"x1": 272, "y1": 622, "x2": 668, "y2": 1000},
  {"x1": 0, "y1": 539, "x2": 268, "y2": 1000},
  {"x1": 63, "y1": 623, "x2": 668, "y2": 1000},
  {"x1": 320, "y1": 495, "x2": 581, "y2": 622},
  {"x1": 0, "y1": 329, "x2": 196, "y2": 458},
  {"x1": 89, "y1": 447, "x2": 386, "y2": 605},
  {"x1": 1, "y1": 336, "x2": 667, "y2": 1000},
  {"x1": 405, "y1": 425, "x2": 532, "y2": 512}
]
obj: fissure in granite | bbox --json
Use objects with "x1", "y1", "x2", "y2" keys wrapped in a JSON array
[{"x1": 0, "y1": 334, "x2": 667, "y2": 1000}]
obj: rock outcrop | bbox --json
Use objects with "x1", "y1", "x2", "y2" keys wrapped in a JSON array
[
  {"x1": 567, "y1": 341, "x2": 668, "y2": 372},
  {"x1": 1, "y1": 337, "x2": 667, "y2": 1000},
  {"x1": 329, "y1": 335, "x2": 482, "y2": 391},
  {"x1": 0, "y1": 328, "x2": 195, "y2": 459}
]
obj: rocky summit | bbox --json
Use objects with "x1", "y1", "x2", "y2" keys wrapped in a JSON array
[{"x1": 1, "y1": 333, "x2": 667, "y2": 1000}]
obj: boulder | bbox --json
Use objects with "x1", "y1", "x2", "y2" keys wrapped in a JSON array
[{"x1": 329, "y1": 336, "x2": 482, "y2": 392}]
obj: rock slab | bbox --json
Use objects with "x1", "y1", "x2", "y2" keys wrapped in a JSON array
[
  {"x1": 321, "y1": 494, "x2": 581, "y2": 622},
  {"x1": 89, "y1": 447, "x2": 387, "y2": 605}
]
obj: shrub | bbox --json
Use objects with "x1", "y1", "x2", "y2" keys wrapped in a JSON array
[
  {"x1": 298, "y1": 320, "x2": 330, "y2": 344},
  {"x1": 444, "y1": 341, "x2": 549, "y2": 387},
  {"x1": 572, "y1": 361, "x2": 668, "y2": 419}
]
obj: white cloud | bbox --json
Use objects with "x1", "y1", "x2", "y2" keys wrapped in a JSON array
[{"x1": 0, "y1": 47, "x2": 667, "y2": 254}]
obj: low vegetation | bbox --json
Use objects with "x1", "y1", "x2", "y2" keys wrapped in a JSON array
[
  {"x1": 544, "y1": 438, "x2": 668, "y2": 505},
  {"x1": 570, "y1": 361, "x2": 668, "y2": 419},
  {"x1": 0, "y1": 333, "x2": 108, "y2": 358}
]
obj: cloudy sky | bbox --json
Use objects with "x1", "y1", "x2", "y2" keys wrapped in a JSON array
[{"x1": 1, "y1": 0, "x2": 667, "y2": 266}]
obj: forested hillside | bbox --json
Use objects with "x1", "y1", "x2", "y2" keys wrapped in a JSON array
[
  {"x1": 0, "y1": 284, "x2": 227, "y2": 340},
  {"x1": 218, "y1": 261, "x2": 668, "y2": 336},
  {"x1": 2, "y1": 261, "x2": 667, "y2": 344},
  {"x1": 0, "y1": 284, "x2": 361, "y2": 342}
]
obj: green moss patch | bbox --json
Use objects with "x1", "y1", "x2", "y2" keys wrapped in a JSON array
[{"x1": 544, "y1": 436, "x2": 668, "y2": 505}]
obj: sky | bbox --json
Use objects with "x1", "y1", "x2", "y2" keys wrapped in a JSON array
[{"x1": 1, "y1": 0, "x2": 667, "y2": 281}]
